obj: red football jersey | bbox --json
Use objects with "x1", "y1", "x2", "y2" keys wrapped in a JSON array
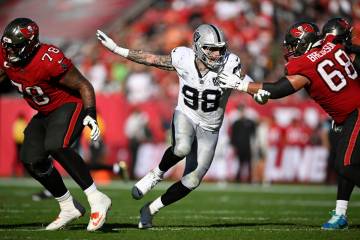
[
  {"x1": 0, "y1": 44, "x2": 81, "y2": 115},
  {"x1": 286, "y1": 41, "x2": 360, "y2": 124}
]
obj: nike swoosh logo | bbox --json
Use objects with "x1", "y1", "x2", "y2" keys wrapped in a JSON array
[
  {"x1": 58, "y1": 58, "x2": 64, "y2": 64},
  {"x1": 91, "y1": 214, "x2": 103, "y2": 226}
]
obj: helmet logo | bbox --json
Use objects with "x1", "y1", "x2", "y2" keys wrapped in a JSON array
[
  {"x1": 339, "y1": 19, "x2": 350, "y2": 29},
  {"x1": 194, "y1": 31, "x2": 200, "y2": 42},
  {"x1": 20, "y1": 25, "x2": 34, "y2": 39},
  {"x1": 290, "y1": 23, "x2": 315, "y2": 38}
]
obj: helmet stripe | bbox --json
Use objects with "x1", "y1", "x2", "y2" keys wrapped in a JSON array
[{"x1": 209, "y1": 24, "x2": 221, "y2": 42}]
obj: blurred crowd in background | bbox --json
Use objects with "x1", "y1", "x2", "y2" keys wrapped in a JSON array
[{"x1": 2, "y1": 0, "x2": 360, "y2": 184}]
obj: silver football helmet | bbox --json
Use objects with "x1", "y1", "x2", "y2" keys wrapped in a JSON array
[{"x1": 193, "y1": 24, "x2": 228, "y2": 71}]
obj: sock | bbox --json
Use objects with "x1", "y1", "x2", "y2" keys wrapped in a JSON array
[
  {"x1": 149, "y1": 197, "x2": 164, "y2": 215},
  {"x1": 158, "y1": 147, "x2": 183, "y2": 172},
  {"x1": 84, "y1": 182, "x2": 98, "y2": 197},
  {"x1": 55, "y1": 191, "x2": 73, "y2": 210},
  {"x1": 335, "y1": 200, "x2": 348, "y2": 215},
  {"x1": 160, "y1": 181, "x2": 192, "y2": 206},
  {"x1": 153, "y1": 167, "x2": 164, "y2": 178}
]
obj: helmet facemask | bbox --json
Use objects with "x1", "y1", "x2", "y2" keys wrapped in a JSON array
[{"x1": 193, "y1": 24, "x2": 229, "y2": 71}]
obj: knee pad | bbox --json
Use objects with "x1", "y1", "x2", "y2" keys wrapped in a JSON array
[
  {"x1": 23, "y1": 160, "x2": 53, "y2": 178},
  {"x1": 173, "y1": 143, "x2": 191, "y2": 158},
  {"x1": 181, "y1": 172, "x2": 202, "y2": 190}
]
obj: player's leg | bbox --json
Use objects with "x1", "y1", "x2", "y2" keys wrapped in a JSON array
[
  {"x1": 132, "y1": 110, "x2": 195, "y2": 199},
  {"x1": 323, "y1": 109, "x2": 360, "y2": 230},
  {"x1": 334, "y1": 109, "x2": 360, "y2": 187},
  {"x1": 44, "y1": 102, "x2": 111, "y2": 231},
  {"x1": 21, "y1": 115, "x2": 85, "y2": 230},
  {"x1": 138, "y1": 127, "x2": 219, "y2": 229}
]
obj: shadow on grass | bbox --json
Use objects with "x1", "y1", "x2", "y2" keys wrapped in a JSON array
[{"x1": 2, "y1": 222, "x2": 360, "y2": 231}]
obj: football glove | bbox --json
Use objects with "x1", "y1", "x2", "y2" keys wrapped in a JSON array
[
  {"x1": 83, "y1": 115, "x2": 100, "y2": 141},
  {"x1": 96, "y1": 29, "x2": 129, "y2": 57},
  {"x1": 253, "y1": 89, "x2": 271, "y2": 105},
  {"x1": 218, "y1": 72, "x2": 249, "y2": 92}
]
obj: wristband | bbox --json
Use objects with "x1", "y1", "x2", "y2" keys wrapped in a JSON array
[
  {"x1": 237, "y1": 81, "x2": 249, "y2": 92},
  {"x1": 114, "y1": 46, "x2": 129, "y2": 57},
  {"x1": 85, "y1": 107, "x2": 97, "y2": 120}
]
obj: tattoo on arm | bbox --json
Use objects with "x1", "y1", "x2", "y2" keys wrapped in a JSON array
[
  {"x1": 128, "y1": 50, "x2": 175, "y2": 71},
  {"x1": 59, "y1": 67, "x2": 96, "y2": 109}
]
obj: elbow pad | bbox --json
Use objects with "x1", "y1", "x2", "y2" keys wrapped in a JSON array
[{"x1": 263, "y1": 77, "x2": 296, "y2": 99}]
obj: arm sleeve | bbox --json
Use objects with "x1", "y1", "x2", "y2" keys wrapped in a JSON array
[{"x1": 262, "y1": 76, "x2": 296, "y2": 99}]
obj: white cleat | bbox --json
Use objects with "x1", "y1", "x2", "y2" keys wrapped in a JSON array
[
  {"x1": 45, "y1": 199, "x2": 85, "y2": 230},
  {"x1": 87, "y1": 193, "x2": 112, "y2": 231},
  {"x1": 132, "y1": 170, "x2": 164, "y2": 200}
]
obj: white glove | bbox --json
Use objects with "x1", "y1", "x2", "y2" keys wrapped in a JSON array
[
  {"x1": 253, "y1": 89, "x2": 271, "y2": 105},
  {"x1": 218, "y1": 72, "x2": 249, "y2": 92},
  {"x1": 96, "y1": 29, "x2": 129, "y2": 57},
  {"x1": 83, "y1": 115, "x2": 100, "y2": 141}
]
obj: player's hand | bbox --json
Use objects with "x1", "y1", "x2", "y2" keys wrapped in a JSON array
[
  {"x1": 83, "y1": 115, "x2": 100, "y2": 141},
  {"x1": 218, "y1": 72, "x2": 248, "y2": 92},
  {"x1": 96, "y1": 29, "x2": 118, "y2": 52},
  {"x1": 253, "y1": 89, "x2": 270, "y2": 105}
]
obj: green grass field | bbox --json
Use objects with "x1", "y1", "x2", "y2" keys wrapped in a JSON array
[{"x1": 0, "y1": 178, "x2": 359, "y2": 240}]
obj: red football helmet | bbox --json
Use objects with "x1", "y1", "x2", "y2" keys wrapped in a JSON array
[
  {"x1": 1, "y1": 18, "x2": 40, "y2": 64},
  {"x1": 284, "y1": 21, "x2": 320, "y2": 60}
]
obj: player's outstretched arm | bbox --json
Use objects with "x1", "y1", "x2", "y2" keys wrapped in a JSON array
[
  {"x1": 96, "y1": 30, "x2": 175, "y2": 71},
  {"x1": 218, "y1": 72, "x2": 308, "y2": 101}
]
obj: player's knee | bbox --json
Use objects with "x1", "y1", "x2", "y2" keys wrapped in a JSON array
[
  {"x1": 173, "y1": 143, "x2": 191, "y2": 158},
  {"x1": 181, "y1": 173, "x2": 202, "y2": 190},
  {"x1": 23, "y1": 161, "x2": 53, "y2": 178}
]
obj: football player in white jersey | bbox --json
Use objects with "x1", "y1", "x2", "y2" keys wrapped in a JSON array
[{"x1": 97, "y1": 24, "x2": 265, "y2": 229}]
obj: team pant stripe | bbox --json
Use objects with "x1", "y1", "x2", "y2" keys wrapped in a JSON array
[
  {"x1": 63, "y1": 102, "x2": 82, "y2": 147},
  {"x1": 344, "y1": 109, "x2": 360, "y2": 166}
]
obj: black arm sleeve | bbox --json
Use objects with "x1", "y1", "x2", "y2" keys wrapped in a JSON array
[{"x1": 262, "y1": 76, "x2": 297, "y2": 99}]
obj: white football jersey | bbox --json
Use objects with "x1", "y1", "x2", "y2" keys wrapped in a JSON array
[{"x1": 171, "y1": 46, "x2": 250, "y2": 131}]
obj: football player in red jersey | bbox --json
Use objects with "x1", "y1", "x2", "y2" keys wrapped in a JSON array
[
  {"x1": 320, "y1": 17, "x2": 360, "y2": 230},
  {"x1": 0, "y1": 18, "x2": 111, "y2": 231},
  {"x1": 218, "y1": 20, "x2": 360, "y2": 229}
]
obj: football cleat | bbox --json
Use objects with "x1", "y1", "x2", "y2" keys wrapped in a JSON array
[
  {"x1": 132, "y1": 169, "x2": 163, "y2": 200},
  {"x1": 321, "y1": 210, "x2": 348, "y2": 230},
  {"x1": 87, "y1": 192, "x2": 112, "y2": 231},
  {"x1": 138, "y1": 202, "x2": 153, "y2": 229},
  {"x1": 45, "y1": 199, "x2": 85, "y2": 230}
]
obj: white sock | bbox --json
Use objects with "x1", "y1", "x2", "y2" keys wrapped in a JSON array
[
  {"x1": 84, "y1": 183, "x2": 99, "y2": 199},
  {"x1": 149, "y1": 197, "x2": 164, "y2": 215},
  {"x1": 153, "y1": 167, "x2": 164, "y2": 177},
  {"x1": 335, "y1": 200, "x2": 348, "y2": 215},
  {"x1": 55, "y1": 191, "x2": 73, "y2": 210}
]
